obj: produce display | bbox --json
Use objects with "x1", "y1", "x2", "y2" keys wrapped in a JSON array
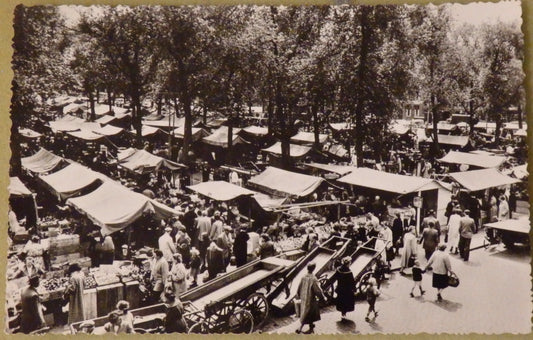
[
  {"x1": 84, "y1": 275, "x2": 97, "y2": 289},
  {"x1": 40, "y1": 277, "x2": 69, "y2": 292},
  {"x1": 93, "y1": 272, "x2": 121, "y2": 286}
]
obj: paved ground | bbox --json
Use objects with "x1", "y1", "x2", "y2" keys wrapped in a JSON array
[{"x1": 261, "y1": 232, "x2": 532, "y2": 335}]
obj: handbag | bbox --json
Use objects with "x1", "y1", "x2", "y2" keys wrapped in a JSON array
[
  {"x1": 407, "y1": 255, "x2": 416, "y2": 268},
  {"x1": 293, "y1": 298, "x2": 301, "y2": 317},
  {"x1": 447, "y1": 273, "x2": 460, "y2": 288}
]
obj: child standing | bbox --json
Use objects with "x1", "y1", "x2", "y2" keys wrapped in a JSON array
[
  {"x1": 365, "y1": 277, "x2": 380, "y2": 322},
  {"x1": 189, "y1": 248, "x2": 201, "y2": 288},
  {"x1": 410, "y1": 260, "x2": 426, "y2": 297}
]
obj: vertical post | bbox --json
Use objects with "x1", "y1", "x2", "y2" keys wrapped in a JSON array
[
  {"x1": 415, "y1": 161, "x2": 422, "y2": 237},
  {"x1": 127, "y1": 226, "x2": 132, "y2": 259}
]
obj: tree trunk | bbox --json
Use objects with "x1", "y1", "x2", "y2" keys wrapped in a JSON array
[
  {"x1": 88, "y1": 91, "x2": 96, "y2": 122},
  {"x1": 107, "y1": 89, "x2": 112, "y2": 113},
  {"x1": 157, "y1": 95, "x2": 162, "y2": 116},
  {"x1": 267, "y1": 98, "x2": 274, "y2": 134},
  {"x1": 312, "y1": 102, "x2": 320, "y2": 147},
  {"x1": 517, "y1": 103, "x2": 522, "y2": 129},
  {"x1": 203, "y1": 105, "x2": 207, "y2": 125},
  {"x1": 494, "y1": 110, "x2": 502, "y2": 144},
  {"x1": 227, "y1": 117, "x2": 233, "y2": 164},
  {"x1": 431, "y1": 93, "x2": 440, "y2": 155}
]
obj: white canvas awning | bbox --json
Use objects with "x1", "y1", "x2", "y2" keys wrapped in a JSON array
[
  {"x1": 39, "y1": 163, "x2": 104, "y2": 200},
  {"x1": 19, "y1": 128, "x2": 42, "y2": 139},
  {"x1": 329, "y1": 122, "x2": 352, "y2": 131},
  {"x1": 290, "y1": 131, "x2": 328, "y2": 145},
  {"x1": 241, "y1": 125, "x2": 269, "y2": 137},
  {"x1": 68, "y1": 130, "x2": 106, "y2": 141},
  {"x1": 172, "y1": 126, "x2": 209, "y2": 142},
  {"x1": 306, "y1": 163, "x2": 356, "y2": 176},
  {"x1": 142, "y1": 116, "x2": 185, "y2": 129},
  {"x1": 203, "y1": 126, "x2": 245, "y2": 147},
  {"x1": 430, "y1": 134, "x2": 470, "y2": 147},
  {"x1": 118, "y1": 148, "x2": 185, "y2": 173},
  {"x1": 21, "y1": 148, "x2": 64, "y2": 174},
  {"x1": 337, "y1": 167, "x2": 438, "y2": 194},
  {"x1": 188, "y1": 181, "x2": 255, "y2": 201},
  {"x1": 438, "y1": 151, "x2": 506, "y2": 169},
  {"x1": 9, "y1": 177, "x2": 32, "y2": 196},
  {"x1": 248, "y1": 166, "x2": 324, "y2": 197},
  {"x1": 262, "y1": 142, "x2": 312, "y2": 158},
  {"x1": 448, "y1": 168, "x2": 520, "y2": 192},
  {"x1": 93, "y1": 125, "x2": 124, "y2": 136}
]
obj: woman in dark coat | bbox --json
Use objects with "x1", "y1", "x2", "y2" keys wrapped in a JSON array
[
  {"x1": 295, "y1": 262, "x2": 326, "y2": 334},
  {"x1": 330, "y1": 256, "x2": 356, "y2": 320},
  {"x1": 162, "y1": 292, "x2": 188, "y2": 333},
  {"x1": 233, "y1": 227, "x2": 250, "y2": 267}
]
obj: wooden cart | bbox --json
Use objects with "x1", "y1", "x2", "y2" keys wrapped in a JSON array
[
  {"x1": 267, "y1": 236, "x2": 351, "y2": 314},
  {"x1": 484, "y1": 218, "x2": 530, "y2": 249}
]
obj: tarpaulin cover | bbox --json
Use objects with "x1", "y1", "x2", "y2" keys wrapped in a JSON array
[
  {"x1": 430, "y1": 134, "x2": 469, "y2": 147},
  {"x1": 95, "y1": 115, "x2": 116, "y2": 125},
  {"x1": 19, "y1": 128, "x2": 42, "y2": 139},
  {"x1": 427, "y1": 122, "x2": 457, "y2": 131},
  {"x1": 325, "y1": 144, "x2": 349, "y2": 158},
  {"x1": 68, "y1": 129, "x2": 105, "y2": 141},
  {"x1": 262, "y1": 142, "x2": 311, "y2": 158},
  {"x1": 438, "y1": 151, "x2": 506, "y2": 168},
  {"x1": 329, "y1": 122, "x2": 352, "y2": 131},
  {"x1": 9, "y1": 177, "x2": 32, "y2": 196},
  {"x1": 48, "y1": 115, "x2": 86, "y2": 132},
  {"x1": 390, "y1": 125, "x2": 411, "y2": 135},
  {"x1": 252, "y1": 193, "x2": 287, "y2": 210},
  {"x1": 248, "y1": 166, "x2": 324, "y2": 197},
  {"x1": 93, "y1": 125, "x2": 124, "y2": 136},
  {"x1": 484, "y1": 217, "x2": 530, "y2": 234},
  {"x1": 67, "y1": 181, "x2": 178, "y2": 235},
  {"x1": 142, "y1": 116, "x2": 185, "y2": 128},
  {"x1": 137, "y1": 126, "x2": 167, "y2": 137},
  {"x1": 21, "y1": 148, "x2": 64, "y2": 174},
  {"x1": 306, "y1": 163, "x2": 356, "y2": 176},
  {"x1": 242, "y1": 126, "x2": 269, "y2": 137},
  {"x1": 474, "y1": 121, "x2": 497, "y2": 130},
  {"x1": 515, "y1": 129, "x2": 527, "y2": 137},
  {"x1": 118, "y1": 148, "x2": 185, "y2": 172},
  {"x1": 290, "y1": 131, "x2": 328, "y2": 145},
  {"x1": 504, "y1": 122, "x2": 528, "y2": 131},
  {"x1": 172, "y1": 126, "x2": 209, "y2": 142},
  {"x1": 416, "y1": 128, "x2": 429, "y2": 142},
  {"x1": 39, "y1": 163, "x2": 104, "y2": 200},
  {"x1": 448, "y1": 168, "x2": 520, "y2": 192},
  {"x1": 203, "y1": 126, "x2": 245, "y2": 147},
  {"x1": 62, "y1": 103, "x2": 85, "y2": 114},
  {"x1": 512, "y1": 164, "x2": 528, "y2": 179},
  {"x1": 337, "y1": 167, "x2": 437, "y2": 194},
  {"x1": 93, "y1": 104, "x2": 129, "y2": 116},
  {"x1": 188, "y1": 181, "x2": 255, "y2": 201}
]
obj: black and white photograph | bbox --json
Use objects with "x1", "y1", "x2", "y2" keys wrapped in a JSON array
[{"x1": 5, "y1": 0, "x2": 530, "y2": 335}]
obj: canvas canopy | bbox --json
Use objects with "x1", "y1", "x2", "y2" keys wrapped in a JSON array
[
  {"x1": 62, "y1": 103, "x2": 85, "y2": 114},
  {"x1": 430, "y1": 134, "x2": 469, "y2": 147},
  {"x1": 427, "y1": 122, "x2": 457, "y2": 131},
  {"x1": 248, "y1": 166, "x2": 324, "y2": 197},
  {"x1": 512, "y1": 164, "x2": 528, "y2": 179},
  {"x1": 262, "y1": 142, "x2": 312, "y2": 158},
  {"x1": 241, "y1": 126, "x2": 269, "y2": 137},
  {"x1": 252, "y1": 193, "x2": 287, "y2": 211},
  {"x1": 93, "y1": 104, "x2": 129, "y2": 116},
  {"x1": 448, "y1": 168, "x2": 520, "y2": 192},
  {"x1": 19, "y1": 128, "x2": 42, "y2": 139},
  {"x1": 390, "y1": 124, "x2": 411, "y2": 135},
  {"x1": 306, "y1": 163, "x2": 356, "y2": 176},
  {"x1": 503, "y1": 122, "x2": 527, "y2": 131},
  {"x1": 118, "y1": 148, "x2": 185, "y2": 173},
  {"x1": 329, "y1": 122, "x2": 352, "y2": 131},
  {"x1": 188, "y1": 181, "x2": 255, "y2": 201},
  {"x1": 438, "y1": 151, "x2": 506, "y2": 169},
  {"x1": 93, "y1": 125, "x2": 124, "y2": 136},
  {"x1": 514, "y1": 129, "x2": 527, "y2": 137},
  {"x1": 9, "y1": 177, "x2": 32, "y2": 196},
  {"x1": 290, "y1": 131, "x2": 328, "y2": 145},
  {"x1": 203, "y1": 126, "x2": 245, "y2": 147},
  {"x1": 39, "y1": 163, "x2": 104, "y2": 200},
  {"x1": 142, "y1": 116, "x2": 185, "y2": 128},
  {"x1": 325, "y1": 144, "x2": 349, "y2": 158},
  {"x1": 416, "y1": 128, "x2": 429, "y2": 142},
  {"x1": 22, "y1": 148, "x2": 64, "y2": 174},
  {"x1": 172, "y1": 126, "x2": 209, "y2": 142},
  {"x1": 67, "y1": 130, "x2": 106, "y2": 141},
  {"x1": 48, "y1": 115, "x2": 86, "y2": 132},
  {"x1": 484, "y1": 218, "x2": 530, "y2": 234},
  {"x1": 95, "y1": 115, "x2": 116, "y2": 125},
  {"x1": 137, "y1": 126, "x2": 167, "y2": 137},
  {"x1": 474, "y1": 121, "x2": 497, "y2": 130},
  {"x1": 67, "y1": 181, "x2": 178, "y2": 235},
  {"x1": 337, "y1": 167, "x2": 438, "y2": 194}
]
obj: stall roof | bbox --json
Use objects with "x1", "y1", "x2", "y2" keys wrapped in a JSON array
[
  {"x1": 262, "y1": 142, "x2": 312, "y2": 158},
  {"x1": 329, "y1": 122, "x2": 352, "y2": 131},
  {"x1": 242, "y1": 125, "x2": 269, "y2": 137},
  {"x1": 474, "y1": 121, "x2": 497, "y2": 130},
  {"x1": 93, "y1": 125, "x2": 124, "y2": 136},
  {"x1": 67, "y1": 181, "x2": 178, "y2": 235},
  {"x1": 511, "y1": 164, "x2": 528, "y2": 180},
  {"x1": 19, "y1": 128, "x2": 42, "y2": 139},
  {"x1": 9, "y1": 177, "x2": 32, "y2": 196},
  {"x1": 188, "y1": 181, "x2": 255, "y2": 201},
  {"x1": 325, "y1": 144, "x2": 349, "y2": 159},
  {"x1": 248, "y1": 166, "x2": 324, "y2": 197},
  {"x1": 93, "y1": 104, "x2": 129, "y2": 116},
  {"x1": 448, "y1": 168, "x2": 520, "y2": 192},
  {"x1": 337, "y1": 167, "x2": 437, "y2": 194},
  {"x1": 503, "y1": 122, "x2": 527, "y2": 131},
  {"x1": 390, "y1": 124, "x2": 411, "y2": 135},
  {"x1": 95, "y1": 115, "x2": 116, "y2": 125},
  {"x1": 202, "y1": 126, "x2": 245, "y2": 147},
  {"x1": 62, "y1": 103, "x2": 85, "y2": 114},
  {"x1": 39, "y1": 163, "x2": 104, "y2": 200},
  {"x1": 416, "y1": 128, "x2": 429, "y2": 142},
  {"x1": 118, "y1": 148, "x2": 185, "y2": 173},
  {"x1": 142, "y1": 116, "x2": 185, "y2": 128},
  {"x1": 21, "y1": 148, "x2": 64, "y2": 174},
  {"x1": 430, "y1": 134, "x2": 469, "y2": 147},
  {"x1": 290, "y1": 131, "x2": 328, "y2": 145},
  {"x1": 427, "y1": 122, "x2": 457, "y2": 131},
  {"x1": 484, "y1": 217, "x2": 530, "y2": 234},
  {"x1": 67, "y1": 129, "x2": 106, "y2": 141},
  {"x1": 515, "y1": 129, "x2": 527, "y2": 137},
  {"x1": 306, "y1": 163, "x2": 356, "y2": 176},
  {"x1": 438, "y1": 151, "x2": 506, "y2": 168},
  {"x1": 48, "y1": 115, "x2": 86, "y2": 132},
  {"x1": 137, "y1": 126, "x2": 167, "y2": 137},
  {"x1": 172, "y1": 126, "x2": 209, "y2": 142},
  {"x1": 253, "y1": 193, "x2": 287, "y2": 210}
]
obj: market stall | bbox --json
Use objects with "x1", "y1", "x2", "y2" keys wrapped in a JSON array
[
  {"x1": 447, "y1": 168, "x2": 520, "y2": 193},
  {"x1": 438, "y1": 150, "x2": 507, "y2": 170},
  {"x1": 248, "y1": 166, "x2": 324, "y2": 198},
  {"x1": 202, "y1": 126, "x2": 246, "y2": 148},
  {"x1": 117, "y1": 148, "x2": 186, "y2": 174},
  {"x1": 39, "y1": 163, "x2": 105, "y2": 200},
  {"x1": 290, "y1": 131, "x2": 328, "y2": 145},
  {"x1": 21, "y1": 148, "x2": 66, "y2": 174}
]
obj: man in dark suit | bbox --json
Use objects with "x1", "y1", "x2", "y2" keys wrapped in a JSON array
[
  {"x1": 20, "y1": 275, "x2": 46, "y2": 334},
  {"x1": 458, "y1": 209, "x2": 475, "y2": 262}
]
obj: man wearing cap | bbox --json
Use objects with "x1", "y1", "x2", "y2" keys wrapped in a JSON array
[
  {"x1": 216, "y1": 225, "x2": 233, "y2": 268},
  {"x1": 421, "y1": 210, "x2": 440, "y2": 236},
  {"x1": 158, "y1": 227, "x2": 177, "y2": 263},
  {"x1": 458, "y1": 210, "x2": 475, "y2": 261},
  {"x1": 208, "y1": 211, "x2": 224, "y2": 241},
  {"x1": 20, "y1": 275, "x2": 46, "y2": 334}
]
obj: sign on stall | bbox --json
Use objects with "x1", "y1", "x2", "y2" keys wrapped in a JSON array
[{"x1": 413, "y1": 196, "x2": 423, "y2": 208}]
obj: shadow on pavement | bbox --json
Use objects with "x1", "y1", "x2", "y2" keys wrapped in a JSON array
[
  {"x1": 335, "y1": 318, "x2": 358, "y2": 334},
  {"x1": 429, "y1": 299, "x2": 463, "y2": 312},
  {"x1": 367, "y1": 318, "x2": 383, "y2": 332},
  {"x1": 489, "y1": 248, "x2": 530, "y2": 264}
]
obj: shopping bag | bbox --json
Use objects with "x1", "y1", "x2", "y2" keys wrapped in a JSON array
[
  {"x1": 447, "y1": 273, "x2": 460, "y2": 287},
  {"x1": 294, "y1": 299, "x2": 301, "y2": 317}
]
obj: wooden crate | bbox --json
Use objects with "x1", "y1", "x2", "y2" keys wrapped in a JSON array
[
  {"x1": 123, "y1": 281, "x2": 140, "y2": 310},
  {"x1": 96, "y1": 283, "x2": 124, "y2": 317},
  {"x1": 83, "y1": 288, "x2": 98, "y2": 320}
]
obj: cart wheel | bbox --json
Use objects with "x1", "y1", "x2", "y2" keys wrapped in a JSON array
[
  {"x1": 319, "y1": 277, "x2": 335, "y2": 303},
  {"x1": 355, "y1": 271, "x2": 374, "y2": 296},
  {"x1": 240, "y1": 293, "x2": 269, "y2": 329},
  {"x1": 188, "y1": 321, "x2": 209, "y2": 334},
  {"x1": 210, "y1": 303, "x2": 236, "y2": 324},
  {"x1": 228, "y1": 309, "x2": 254, "y2": 334}
]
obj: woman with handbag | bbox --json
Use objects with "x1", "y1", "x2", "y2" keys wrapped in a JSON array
[{"x1": 424, "y1": 244, "x2": 456, "y2": 302}]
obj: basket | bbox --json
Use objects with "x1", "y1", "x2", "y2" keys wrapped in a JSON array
[{"x1": 447, "y1": 273, "x2": 460, "y2": 288}]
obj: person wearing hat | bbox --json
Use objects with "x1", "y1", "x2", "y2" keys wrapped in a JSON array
[
  {"x1": 20, "y1": 275, "x2": 46, "y2": 334},
  {"x1": 158, "y1": 226, "x2": 177, "y2": 263},
  {"x1": 64, "y1": 263, "x2": 86, "y2": 324},
  {"x1": 195, "y1": 210, "x2": 212, "y2": 248},
  {"x1": 182, "y1": 203, "x2": 198, "y2": 246},
  {"x1": 233, "y1": 226, "x2": 250, "y2": 268},
  {"x1": 256, "y1": 234, "x2": 277, "y2": 260},
  {"x1": 497, "y1": 195, "x2": 510, "y2": 221},
  {"x1": 100, "y1": 235, "x2": 116, "y2": 265},
  {"x1": 162, "y1": 291, "x2": 188, "y2": 333},
  {"x1": 78, "y1": 320, "x2": 95, "y2": 334},
  {"x1": 23, "y1": 235, "x2": 46, "y2": 276},
  {"x1": 391, "y1": 212, "x2": 404, "y2": 256},
  {"x1": 421, "y1": 209, "x2": 440, "y2": 236},
  {"x1": 424, "y1": 244, "x2": 455, "y2": 302},
  {"x1": 447, "y1": 208, "x2": 462, "y2": 254},
  {"x1": 169, "y1": 253, "x2": 188, "y2": 295},
  {"x1": 330, "y1": 257, "x2": 356, "y2": 320},
  {"x1": 206, "y1": 241, "x2": 225, "y2": 281},
  {"x1": 399, "y1": 226, "x2": 418, "y2": 275},
  {"x1": 208, "y1": 211, "x2": 224, "y2": 241},
  {"x1": 116, "y1": 300, "x2": 134, "y2": 333},
  {"x1": 458, "y1": 209, "x2": 475, "y2": 261},
  {"x1": 151, "y1": 249, "x2": 169, "y2": 302},
  {"x1": 419, "y1": 221, "x2": 439, "y2": 261},
  {"x1": 104, "y1": 310, "x2": 133, "y2": 334},
  {"x1": 216, "y1": 225, "x2": 233, "y2": 268},
  {"x1": 295, "y1": 262, "x2": 327, "y2": 334},
  {"x1": 189, "y1": 248, "x2": 201, "y2": 287}
]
